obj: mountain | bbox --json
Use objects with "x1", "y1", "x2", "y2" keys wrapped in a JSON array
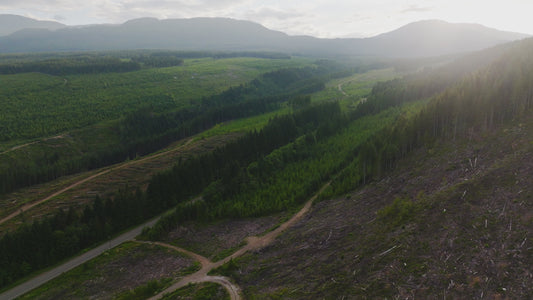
[
  {"x1": 0, "y1": 16, "x2": 529, "y2": 57},
  {"x1": 0, "y1": 17, "x2": 292, "y2": 54},
  {"x1": 204, "y1": 38, "x2": 533, "y2": 298},
  {"x1": 354, "y1": 20, "x2": 530, "y2": 57},
  {"x1": 0, "y1": 14, "x2": 66, "y2": 36}
]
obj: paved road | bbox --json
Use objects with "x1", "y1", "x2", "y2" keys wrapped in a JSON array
[{"x1": 0, "y1": 217, "x2": 160, "y2": 300}]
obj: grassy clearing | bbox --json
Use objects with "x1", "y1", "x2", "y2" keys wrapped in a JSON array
[
  {"x1": 194, "y1": 106, "x2": 291, "y2": 140},
  {"x1": 18, "y1": 241, "x2": 200, "y2": 300},
  {"x1": 311, "y1": 68, "x2": 398, "y2": 110}
]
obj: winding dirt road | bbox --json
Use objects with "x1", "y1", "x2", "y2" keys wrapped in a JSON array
[
  {"x1": 0, "y1": 135, "x2": 65, "y2": 156},
  {"x1": 149, "y1": 182, "x2": 330, "y2": 300},
  {"x1": 1, "y1": 136, "x2": 329, "y2": 299},
  {"x1": 137, "y1": 241, "x2": 241, "y2": 300},
  {"x1": 338, "y1": 83, "x2": 349, "y2": 96},
  {"x1": 0, "y1": 138, "x2": 194, "y2": 226}
]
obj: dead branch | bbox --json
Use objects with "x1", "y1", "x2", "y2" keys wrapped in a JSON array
[{"x1": 378, "y1": 245, "x2": 399, "y2": 257}]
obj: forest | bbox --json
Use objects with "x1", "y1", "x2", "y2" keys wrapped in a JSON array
[
  {"x1": 0, "y1": 50, "x2": 291, "y2": 75},
  {"x1": 1, "y1": 38, "x2": 533, "y2": 292},
  {"x1": 0, "y1": 56, "x2": 141, "y2": 75},
  {"x1": 0, "y1": 58, "x2": 332, "y2": 195}
]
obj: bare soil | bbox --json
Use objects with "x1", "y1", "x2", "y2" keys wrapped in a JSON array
[{"x1": 165, "y1": 213, "x2": 285, "y2": 260}]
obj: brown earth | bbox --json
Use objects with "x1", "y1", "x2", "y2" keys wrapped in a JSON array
[{"x1": 165, "y1": 213, "x2": 286, "y2": 260}]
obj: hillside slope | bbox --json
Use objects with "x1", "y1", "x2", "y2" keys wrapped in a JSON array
[
  {"x1": 357, "y1": 20, "x2": 529, "y2": 57},
  {"x1": 0, "y1": 14, "x2": 65, "y2": 36},
  {"x1": 212, "y1": 39, "x2": 533, "y2": 299},
  {"x1": 220, "y1": 105, "x2": 533, "y2": 299}
]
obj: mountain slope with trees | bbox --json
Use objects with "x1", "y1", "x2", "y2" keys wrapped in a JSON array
[
  {"x1": 0, "y1": 16, "x2": 528, "y2": 57},
  {"x1": 0, "y1": 14, "x2": 66, "y2": 37},
  {"x1": 209, "y1": 37, "x2": 533, "y2": 299},
  {"x1": 1, "y1": 29, "x2": 532, "y2": 298}
]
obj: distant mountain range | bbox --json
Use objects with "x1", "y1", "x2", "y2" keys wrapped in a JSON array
[
  {"x1": 0, "y1": 15, "x2": 529, "y2": 57},
  {"x1": 0, "y1": 14, "x2": 66, "y2": 36}
]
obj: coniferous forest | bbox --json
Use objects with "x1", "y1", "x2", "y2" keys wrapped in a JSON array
[{"x1": 1, "y1": 33, "x2": 533, "y2": 298}]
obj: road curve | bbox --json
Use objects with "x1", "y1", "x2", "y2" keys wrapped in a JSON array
[
  {"x1": 200, "y1": 276, "x2": 241, "y2": 300},
  {"x1": 149, "y1": 182, "x2": 331, "y2": 300},
  {"x1": 338, "y1": 83, "x2": 348, "y2": 96},
  {"x1": 140, "y1": 241, "x2": 241, "y2": 300},
  {"x1": 0, "y1": 217, "x2": 160, "y2": 300}
]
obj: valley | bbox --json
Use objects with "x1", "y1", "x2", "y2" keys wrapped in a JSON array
[{"x1": 0, "y1": 15, "x2": 532, "y2": 300}]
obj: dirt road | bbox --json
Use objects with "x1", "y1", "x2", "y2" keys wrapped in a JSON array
[
  {"x1": 139, "y1": 241, "x2": 241, "y2": 300},
  {"x1": 338, "y1": 83, "x2": 348, "y2": 96},
  {"x1": 0, "y1": 135, "x2": 65, "y2": 156},
  {"x1": 1, "y1": 147, "x2": 329, "y2": 300},
  {"x1": 0, "y1": 138, "x2": 194, "y2": 226},
  {"x1": 149, "y1": 182, "x2": 330, "y2": 300}
]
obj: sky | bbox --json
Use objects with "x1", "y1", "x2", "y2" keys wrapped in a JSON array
[{"x1": 1, "y1": 0, "x2": 532, "y2": 38}]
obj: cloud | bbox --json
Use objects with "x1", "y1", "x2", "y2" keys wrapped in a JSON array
[
  {"x1": 401, "y1": 4, "x2": 433, "y2": 13},
  {"x1": 118, "y1": 0, "x2": 250, "y2": 12},
  {"x1": 53, "y1": 14, "x2": 66, "y2": 21},
  {"x1": 3, "y1": 0, "x2": 532, "y2": 38},
  {"x1": 242, "y1": 7, "x2": 303, "y2": 22}
]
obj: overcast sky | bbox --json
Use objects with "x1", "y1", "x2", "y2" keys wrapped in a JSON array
[{"x1": 2, "y1": 0, "x2": 532, "y2": 38}]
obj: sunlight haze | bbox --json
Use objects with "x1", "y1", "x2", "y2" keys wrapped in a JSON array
[{"x1": 1, "y1": 0, "x2": 532, "y2": 37}]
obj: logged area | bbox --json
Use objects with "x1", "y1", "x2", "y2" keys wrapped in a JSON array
[{"x1": 216, "y1": 116, "x2": 533, "y2": 298}]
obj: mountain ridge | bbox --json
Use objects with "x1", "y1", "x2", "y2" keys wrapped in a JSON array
[
  {"x1": 0, "y1": 16, "x2": 529, "y2": 57},
  {"x1": 0, "y1": 14, "x2": 66, "y2": 36}
]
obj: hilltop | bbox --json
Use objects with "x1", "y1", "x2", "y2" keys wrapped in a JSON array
[{"x1": 0, "y1": 14, "x2": 65, "y2": 36}]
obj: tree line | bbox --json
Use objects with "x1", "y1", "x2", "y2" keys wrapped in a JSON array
[
  {"x1": 0, "y1": 50, "x2": 291, "y2": 75},
  {"x1": 0, "y1": 56, "x2": 141, "y2": 75}
]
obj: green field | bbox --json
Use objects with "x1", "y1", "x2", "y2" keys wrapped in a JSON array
[{"x1": 311, "y1": 67, "x2": 398, "y2": 110}]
